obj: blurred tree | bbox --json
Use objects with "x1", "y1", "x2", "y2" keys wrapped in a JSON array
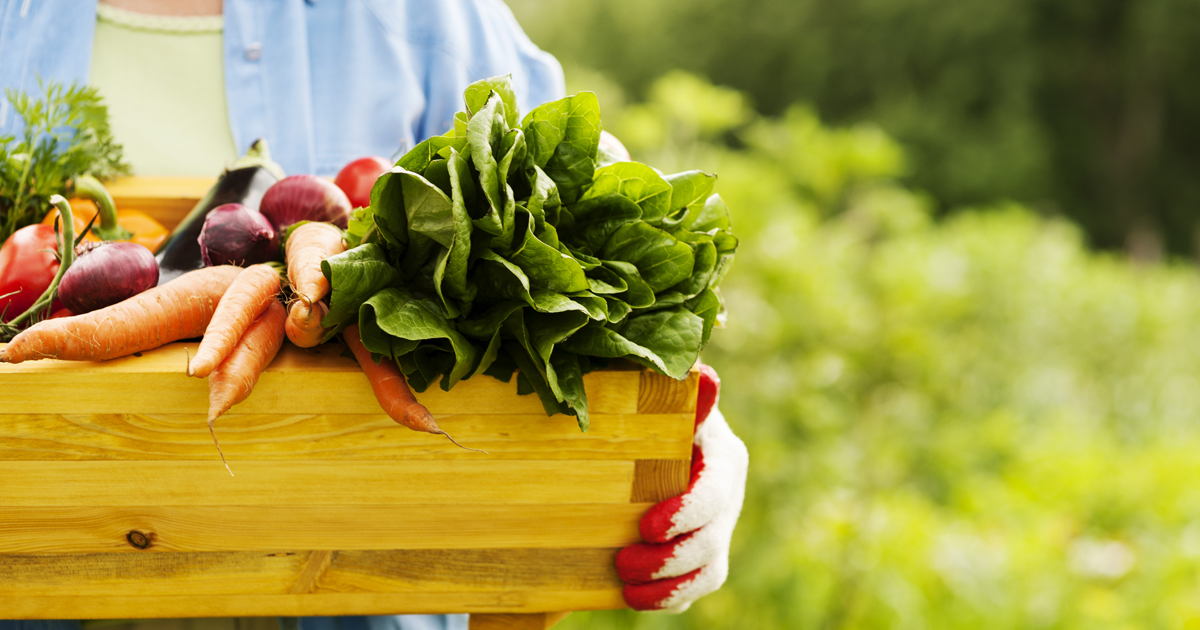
[
  {"x1": 545, "y1": 69, "x2": 1200, "y2": 630},
  {"x1": 507, "y1": 0, "x2": 1200, "y2": 255}
]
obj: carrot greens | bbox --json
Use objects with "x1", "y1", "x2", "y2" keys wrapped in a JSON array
[{"x1": 0, "y1": 81, "x2": 130, "y2": 243}]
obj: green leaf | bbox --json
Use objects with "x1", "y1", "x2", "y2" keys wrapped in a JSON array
[
  {"x1": 371, "y1": 167, "x2": 456, "y2": 248},
  {"x1": 601, "y1": 222, "x2": 695, "y2": 292},
  {"x1": 569, "y1": 292, "x2": 610, "y2": 321},
  {"x1": 686, "y1": 289, "x2": 721, "y2": 346},
  {"x1": 525, "y1": 165, "x2": 561, "y2": 231},
  {"x1": 548, "y1": 352, "x2": 589, "y2": 431},
  {"x1": 320, "y1": 243, "x2": 399, "y2": 328},
  {"x1": 464, "y1": 75, "x2": 519, "y2": 129},
  {"x1": 666, "y1": 170, "x2": 718, "y2": 211},
  {"x1": 559, "y1": 324, "x2": 669, "y2": 374},
  {"x1": 559, "y1": 193, "x2": 643, "y2": 255},
  {"x1": 504, "y1": 340, "x2": 571, "y2": 416},
  {"x1": 602, "y1": 260, "x2": 656, "y2": 309},
  {"x1": 467, "y1": 93, "x2": 510, "y2": 235},
  {"x1": 396, "y1": 136, "x2": 467, "y2": 174},
  {"x1": 431, "y1": 149, "x2": 478, "y2": 318},
  {"x1": 690, "y1": 193, "x2": 732, "y2": 232},
  {"x1": 661, "y1": 170, "x2": 717, "y2": 230},
  {"x1": 604, "y1": 298, "x2": 633, "y2": 324},
  {"x1": 620, "y1": 308, "x2": 704, "y2": 379},
  {"x1": 522, "y1": 92, "x2": 601, "y2": 203},
  {"x1": 585, "y1": 265, "x2": 629, "y2": 295},
  {"x1": 667, "y1": 239, "x2": 718, "y2": 300},
  {"x1": 584, "y1": 162, "x2": 673, "y2": 224},
  {"x1": 510, "y1": 212, "x2": 590, "y2": 293},
  {"x1": 359, "y1": 288, "x2": 480, "y2": 390}
]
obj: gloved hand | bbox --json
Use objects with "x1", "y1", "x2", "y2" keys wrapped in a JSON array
[{"x1": 615, "y1": 364, "x2": 749, "y2": 612}]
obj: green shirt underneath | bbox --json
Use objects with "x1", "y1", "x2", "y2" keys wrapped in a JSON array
[{"x1": 89, "y1": 3, "x2": 238, "y2": 177}]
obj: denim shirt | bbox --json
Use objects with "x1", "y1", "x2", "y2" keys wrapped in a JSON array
[
  {"x1": 0, "y1": 2, "x2": 561, "y2": 628},
  {"x1": 0, "y1": 0, "x2": 565, "y2": 176}
]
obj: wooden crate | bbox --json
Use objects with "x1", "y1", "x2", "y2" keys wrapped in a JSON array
[{"x1": 0, "y1": 177, "x2": 697, "y2": 628}]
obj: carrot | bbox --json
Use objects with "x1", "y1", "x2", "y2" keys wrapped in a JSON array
[
  {"x1": 285, "y1": 298, "x2": 330, "y2": 348},
  {"x1": 343, "y1": 324, "x2": 483, "y2": 453},
  {"x1": 188, "y1": 264, "x2": 281, "y2": 378},
  {"x1": 0, "y1": 265, "x2": 241, "y2": 364},
  {"x1": 206, "y1": 299, "x2": 286, "y2": 475},
  {"x1": 286, "y1": 222, "x2": 346, "y2": 305}
]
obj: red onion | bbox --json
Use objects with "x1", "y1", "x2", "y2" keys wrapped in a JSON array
[
  {"x1": 259, "y1": 175, "x2": 352, "y2": 231},
  {"x1": 58, "y1": 241, "x2": 159, "y2": 314},
  {"x1": 198, "y1": 203, "x2": 279, "y2": 267}
]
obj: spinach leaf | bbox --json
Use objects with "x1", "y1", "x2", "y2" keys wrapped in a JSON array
[
  {"x1": 321, "y1": 243, "x2": 399, "y2": 328},
  {"x1": 360, "y1": 288, "x2": 480, "y2": 390},
  {"x1": 585, "y1": 162, "x2": 673, "y2": 224},
  {"x1": 600, "y1": 222, "x2": 695, "y2": 292}
]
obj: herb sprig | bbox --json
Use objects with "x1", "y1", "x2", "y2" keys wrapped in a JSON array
[{"x1": 0, "y1": 81, "x2": 130, "y2": 243}]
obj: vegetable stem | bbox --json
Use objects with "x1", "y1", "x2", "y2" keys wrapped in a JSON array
[
  {"x1": 71, "y1": 174, "x2": 131, "y2": 241},
  {"x1": 4, "y1": 195, "x2": 76, "y2": 328}
]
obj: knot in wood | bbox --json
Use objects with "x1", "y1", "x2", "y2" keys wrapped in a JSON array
[{"x1": 126, "y1": 530, "x2": 152, "y2": 549}]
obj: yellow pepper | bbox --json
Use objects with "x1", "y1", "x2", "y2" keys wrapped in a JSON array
[{"x1": 40, "y1": 175, "x2": 169, "y2": 253}]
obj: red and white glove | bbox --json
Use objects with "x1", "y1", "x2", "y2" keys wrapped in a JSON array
[{"x1": 615, "y1": 364, "x2": 749, "y2": 612}]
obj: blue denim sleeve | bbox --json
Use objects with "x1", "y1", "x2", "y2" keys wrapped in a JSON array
[
  {"x1": 0, "y1": 623, "x2": 83, "y2": 630},
  {"x1": 291, "y1": 615, "x2": 467, "y2": 630}
]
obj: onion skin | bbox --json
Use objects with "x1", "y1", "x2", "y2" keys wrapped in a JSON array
[
  {"x1": 260, "y1": 175, "x2": 352, "y2": 231},
  {"x1": 198, "y1": 203, "x2": 279, "y2": 267},
  {"x1": 58, "y1": 242, "x2": 160, "y2": 315}
]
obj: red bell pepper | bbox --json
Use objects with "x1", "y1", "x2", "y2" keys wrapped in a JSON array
[
  {"x1": 0, "y1": 196, "x2": 77, "y2": 328},
  {"x1": 0, "y1": 224, "x2": 60, "y2": 322}
]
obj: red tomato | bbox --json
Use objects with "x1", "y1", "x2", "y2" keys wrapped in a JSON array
[
  {"x1": 0, "y1": 224, "x2": 60, "y2": 322},
  {"x1": 334, "y1": 156, "x2": 392, "y2": 210}
]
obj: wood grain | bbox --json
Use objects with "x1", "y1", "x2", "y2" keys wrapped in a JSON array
[
  {"x1": 0, "y1": 505, "x2": 650, "y2": 553},
  {"x1": 630, "y1": 459, "x2": 691, "y2": 503},
  {"x1": 0, "y1": 460, "x2": 635, "y2": 506},
  {"x1": 289, "y1": 550, "x2": 334, "y2": 594},
  {"x1": 0, "y1": 590, "x2": 624, "y2": 619},
  {"x1": 107, "y1": 176, "x2": 215, "y2": 231},
  {"x1": 0, "y1": 548, "x2": 620, "y2": 596},
  {"x1": 638, "y1": 369, "x2": 699, "y2": 415},
  {"x1": 0, "y1": 343, "x2": 641, "y2": 416},
  {"x1": 0, "y1": 412, "x2": 693, "y2": 462}
]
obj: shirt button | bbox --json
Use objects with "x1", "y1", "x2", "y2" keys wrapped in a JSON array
[{"x1": 245, "y1": 43, "x2": 262, "y2": 62}]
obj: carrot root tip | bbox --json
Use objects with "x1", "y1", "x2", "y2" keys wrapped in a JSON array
[
  {"x1": 207, "y1": 414, "x2": 234, "y2": 477},
  {"x1": 435, "y1": 429, "x2": 489, "y2": 455}
]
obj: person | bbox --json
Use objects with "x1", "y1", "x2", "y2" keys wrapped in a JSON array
[{"x1": 0, "y1": 1, "x2": 749, "y2": 628}]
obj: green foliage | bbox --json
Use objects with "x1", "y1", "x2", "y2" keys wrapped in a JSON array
[
  {"x1": 326, "y1": 76, "x2": 736, "y2": 428},
  {"x1": 510, "y1": 0, "x2": 1200, "y2": 254},
  {"x1": 557, "y1": 72, "x2": 1200, "y2": 629},
  {"x1": 0, "y1": 80, "x2": 130, "y2": 242}
]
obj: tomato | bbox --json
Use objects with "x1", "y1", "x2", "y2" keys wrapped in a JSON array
[
  {"x1": 0, "y1": 224, "x2": 60, "y2": 322},
  {"x1": 334, "y1": 156, "x2": 391, "y2": 209}
]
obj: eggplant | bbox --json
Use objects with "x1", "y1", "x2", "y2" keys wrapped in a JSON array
[{"x1": 155, "y1": 139, "x2": 285, "y2": 285}]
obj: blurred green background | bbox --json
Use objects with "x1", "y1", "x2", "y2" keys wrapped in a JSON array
[{"x1": 504, "y1": 0, "x2": 1200, "y2": 628}]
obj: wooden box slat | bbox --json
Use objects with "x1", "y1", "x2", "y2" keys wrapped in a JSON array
[{"x1": 0, "y1": 177, "x2": 697, "y2": 621}]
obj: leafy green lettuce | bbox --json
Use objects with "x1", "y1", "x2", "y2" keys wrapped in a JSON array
[{"x1": 328, "y1": 76, "x2": 737, "y2": 430}]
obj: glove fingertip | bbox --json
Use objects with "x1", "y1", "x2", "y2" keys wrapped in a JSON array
[
  {"x1": 623, "y1": 568, "x2": 703, "y2": 611},
  {"x1": 640, "y1": 496, "x2": 686, "y2": 543}
]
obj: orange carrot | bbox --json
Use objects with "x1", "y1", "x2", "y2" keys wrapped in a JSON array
[
  {"x1": 285, "y1": 299, "x2": 330, "y2": 348},
  {"x1": 188, "y1": 264, "x2": 281, "y2": 378},
  {"x1": 0, "y1": 266, "x2": 241, "y2": 364},
  {"x1": 343, "y1": 324, "x2": 483, "y2": 453},
  {"x1": 207, "y1": 299, "x2": 286, "y2": 475},
  {"x1": 286, "y1": 222, "x2": 346, "y2": 305}
]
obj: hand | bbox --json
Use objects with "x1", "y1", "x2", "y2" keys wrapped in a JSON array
[{"x1": 615, "y1": 364, "x2": 749, "y2": 612}]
